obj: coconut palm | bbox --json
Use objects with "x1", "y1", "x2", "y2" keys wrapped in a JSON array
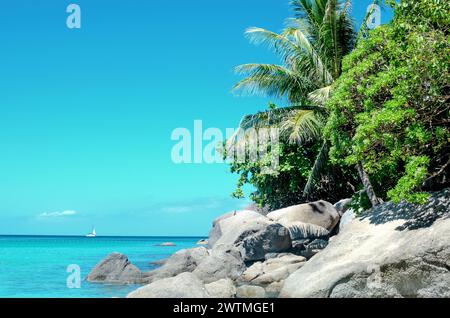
[{"x1": 231, "y1": 0, "x2": 356, "y2": 198}]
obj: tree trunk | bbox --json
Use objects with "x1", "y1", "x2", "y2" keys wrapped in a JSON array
[{"x1": 356, "y1": 162, "x2": 380, "y2": 207}]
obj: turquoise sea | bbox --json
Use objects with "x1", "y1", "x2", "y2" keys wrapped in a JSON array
[{"x1": 0, "y1": 235, "x2": 204, "y2": 298}]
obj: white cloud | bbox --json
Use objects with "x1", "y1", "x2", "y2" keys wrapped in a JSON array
[{"x1": 38, "y1": 210, "x2": 78, "y2": 218}]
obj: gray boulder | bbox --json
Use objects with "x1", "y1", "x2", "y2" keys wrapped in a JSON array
[
  {"x1": 193, "y1": 247, "x2": 246, "y2": 283},
  {"x1": 205, "y1": 278, "x2": 237, "y2": 298},
  {"x1": 127, "y1": 272, "x2": 209, "y2": 298},
  {"x1": 339, "y1": 208, "x2": 356, "y2": 231},
  {"x1": 236, "y1": 285, "x2": 266, "y2": 298},
  {"x1": 211, "y1": 212, "x2": 291, "y2": 262},
  {"x1": 267, "y1": 200, "x2": 340, "y2": 231},
  {"x1": 334, "y1": 198, "x2": 353, "y2": 216},
  {"x1": 87, "y1": 253, "x2": 148, "y2": 284},
  {"x1": 240, "y1": 253, "x2": 306, "y2": 286},
  {"x1": 280, "y1": 190, "x2": 450, "y2": 298},
  {"x1": 146, "y1": 247, "x2": 208, "y2": 283},
  {"x1": 209, "y1": 210, "x2": 264, "y2": 248},
  {"x1": 282, "y1": 221, "x2": 330, "y2": 240},
  {"x1": 237, "y1": 222, "x2": 292, "y2": 262}
]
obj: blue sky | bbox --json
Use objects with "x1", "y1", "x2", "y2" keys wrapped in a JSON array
[{"x1": 0, "y1": 1, "x2": 393, "y2": 236}]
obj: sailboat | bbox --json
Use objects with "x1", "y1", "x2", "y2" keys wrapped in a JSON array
[{"x1": 86, "y1": 226, "x2": 97, "y2": 238}]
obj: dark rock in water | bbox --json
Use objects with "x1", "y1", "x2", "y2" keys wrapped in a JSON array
[
  {"x1": 157, "y1": 242, "x2": 176, "y2": 247},
  {"x1": 87, "y1": 252, "x2": 148, "y2": 284}
]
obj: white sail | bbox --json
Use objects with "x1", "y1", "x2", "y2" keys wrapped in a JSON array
[{"x1": 86, "y1": 226, "x2": 96, "y2": 237}]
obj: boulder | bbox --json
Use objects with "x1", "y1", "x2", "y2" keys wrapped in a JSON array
[
  {"x1": 282, "y1": 221, "x2": 330, "y2": 240},
  {"x1": 267, "y1": 200, "x2": 340, "y2": 231},
  {"x1": 280, "y1": 190, "x2": 450, "y2": 298},
  {"x1": 236, "y1": 285, "x2": 266, "y2": 298},
  {"x1": 205, "y1": 279, "x2": 237, "y2": 298},
  {"x1": 146, "y1": 247, "x2": 208, "y2": 283},
  {"x1": 265, "y1": 281, "x2": 284, "y2": 297},
  {"x1": 334, "y1": 198, "x2": 353, "y2": 216},
  {"x1": 210, "y1": 212, "x2": 291, "y2": 262},
  {"x1": 239, "y1": 253, "x2": 306, "y2": 286},
  {"x1": 193, "y1": 247, "x2": 246, "y2": 283},
  {"x1": 127, "y1": 272, "x2": 209, "y2": 298},
  {"x1": 208, "y1": 210, "x2": 264, "y2": 248},
  {"x1": 339, "y1": 208, "x2": 356, "y2": 231},
  {"x1": 236, "y1": 222, "x2": 292, "y2": 262},
  {"x1": 87, "y1": 253, "x2": 148, "y2": 284}
]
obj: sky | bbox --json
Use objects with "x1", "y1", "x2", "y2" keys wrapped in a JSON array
[{"x1": 0, "y1": 0, "x2": 393, "y2": 236}]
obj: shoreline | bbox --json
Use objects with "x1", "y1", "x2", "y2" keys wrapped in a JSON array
[{"x1": 87, "y1": 189, "x2": 450, "y2": 298}]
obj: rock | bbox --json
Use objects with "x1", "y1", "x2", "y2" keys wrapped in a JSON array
[
  {"x1": 280, "y1": 190, "x2": 450, "y2": 298},
  {"x1": 307, "y1": 239, "x2": 328, "y2": 250},
  {"x1": 209, "y1": 210, "x2": 265, "y2": 248},
  {"x1": 87, "y1": 253, "x2": 148, "y2": 284},
  {"x1": 334, "y1": 198, "x2": 353, "y2": 216},
  {"x1": 193, "y1": 247, "x2": 246, "y2": 283},
  {"x1": 240, "y1": 253, "x2": 306, "y2": 286},
  {"x1": 236, "y1": 285, "x2": 266, "y2": 298},
  {"x1": 236, "y1": 222, "x2": 292, "y2": 262},
  {"x1": 339, "y1": 208, "x2": 356, "y2": 231},
  {"x1": 146, "y1": 247, "x2": 208, "y2": 283},
  {"x1": 209, "y1": 210, "x2": 292, "y2": 262},
  {"x1": 205, "y1": 279, "x2": 236, "y2": 298},
  {"x1": 267, "y1": 200, "x2": 340, "y2": 231},
  {"x1": 157, "y1": 242, "x2": 176, "y2": 246},
  {"x1": 197, "y1": 239, "x2": 208, "y2": 245},
  {"x1": 298, "y1": 248, "x2": 322, "y2": 260},
  {"x1": 265, "y1": 281, "x2": 284, "y2": 297},
  {"x1": 127, "y1": 272, "x2": 209, "y2": 298},
  {"x1": 282, "y1": 221, "x2": 330, "y2": 240}
]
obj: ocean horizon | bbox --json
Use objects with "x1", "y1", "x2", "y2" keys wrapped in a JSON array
[{"x1": 0, "y1": 235, "x2": 205, "y2": 298}]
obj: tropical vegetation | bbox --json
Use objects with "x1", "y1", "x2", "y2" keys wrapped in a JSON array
[{"x1": 227, "y1": 0, "x2": 449, "y2": 211}]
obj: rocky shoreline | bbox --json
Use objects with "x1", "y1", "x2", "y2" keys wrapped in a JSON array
[{"x1": 87, "y1": 188, "x2": 450, "y2": 298}]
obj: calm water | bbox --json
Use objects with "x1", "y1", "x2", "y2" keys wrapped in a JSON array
[{"x1": 0, "y1": 235, "x2": 204, "y2": 298}]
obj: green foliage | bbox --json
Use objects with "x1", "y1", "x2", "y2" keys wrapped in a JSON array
[
  {"x1": 228, "y1": 139, "x2": 357, "y2": 210},
  {"x1": 348, "y1": 191, "x2": 372, "y2": 215},
  {"x1": 229, "y1": 142, "x2": 316, "y2": 210},
  {"x1": 325, "y1": 0, "x2": 450, "y2": 204}
]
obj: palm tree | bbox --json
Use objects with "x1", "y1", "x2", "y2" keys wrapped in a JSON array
[
  {"x1": 231, "y1": 0, "x2": 355, "y2": 196},
  {"x1": 231, "y1": 0, "x2": 383, "y2": 205}
]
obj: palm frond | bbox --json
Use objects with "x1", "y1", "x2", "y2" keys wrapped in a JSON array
[
  {"x1": 280, "y1": 109, "x2": 325, "y2": 144},
  {"x1": 308, "y1": 85, "x2": 332, "y2": 106}
]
